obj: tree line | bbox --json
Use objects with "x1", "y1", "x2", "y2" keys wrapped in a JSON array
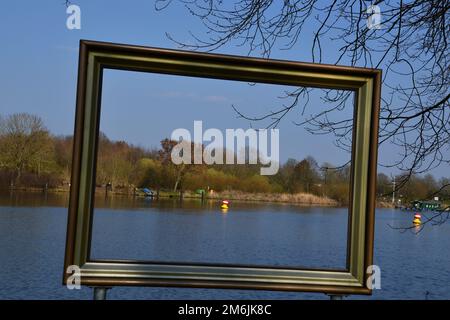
[{"x1": 1, "y1": 113, "x2": 448, "y2": 205}]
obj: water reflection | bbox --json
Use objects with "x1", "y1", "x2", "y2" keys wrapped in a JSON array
[
  {"x1": 90, "y1": 194, "x2": 349, "y2": 270},
  {"x1": 1, "y1": 192, "x2": 450, "y2": 299}
]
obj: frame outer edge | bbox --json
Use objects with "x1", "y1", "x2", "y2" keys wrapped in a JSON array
[
  {"x1": 63, "y1": 40, "x2": 89, "y2": 284},
  {"x1": 363, "y1": 70, "x2": 382, "y2": 293},
  {"x1": 80, "y1": 39, "x2": 381, "y2": 77},
  {"x1": 63, "y1": 40, "x2": 382, "y2": 294}
]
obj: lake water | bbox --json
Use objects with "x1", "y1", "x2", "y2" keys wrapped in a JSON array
[{"x1": 0, "y1": 192, "x2": 449, "y2": 300}]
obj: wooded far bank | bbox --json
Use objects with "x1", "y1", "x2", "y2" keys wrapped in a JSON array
[{"x1": 1, "y1": 113, "x2": 448, "y2": 206}]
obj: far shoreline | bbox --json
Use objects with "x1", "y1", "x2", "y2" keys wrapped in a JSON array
[{"x1": 1, "y1": 186, "x2": 395, "y2": 208}]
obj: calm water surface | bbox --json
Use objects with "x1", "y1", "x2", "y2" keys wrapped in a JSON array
[{"x1": 0, "y1": 192, "x2": 449, "y2": 299}]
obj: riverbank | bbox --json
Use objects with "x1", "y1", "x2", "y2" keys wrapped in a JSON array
[
  {"x1": 200, "y1": 191, "x2": 394, "y2": 208},
  {"x1": 3, "y1": 186, "x2": 396, "y2": 208},
  {"x1": 2, "y1": 186, "x2": 339, "y2": 206},
  {"x1": 201, "y1": 190, "x2": 338, "y2": 206}
]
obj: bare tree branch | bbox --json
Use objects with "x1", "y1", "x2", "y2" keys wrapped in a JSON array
[{"x1": 157, "y1": 0, "x2": 450, "y2": 185}]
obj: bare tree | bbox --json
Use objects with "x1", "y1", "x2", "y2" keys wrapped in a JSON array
[
  {"x1": 158, "y1": 138, "x2": 205, "y2": 192},
  {"x1": 154, "y1": 0, "x2": 450, "y2": 230},
  {"x1": 0, "y1": 113, "x2": 53, "y2": 184},
  {"x1": 156, "y1": 0, "x2": 449, "y2": 190}
]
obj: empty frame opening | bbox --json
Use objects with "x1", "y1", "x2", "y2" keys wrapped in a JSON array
[{"x1": 89, "y1": 68, "x2": 355, "y2": 270}]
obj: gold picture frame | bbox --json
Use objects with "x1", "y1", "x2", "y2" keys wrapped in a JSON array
[{"x1": 63, "y1": 40, "x2": 381, "y2": 295}]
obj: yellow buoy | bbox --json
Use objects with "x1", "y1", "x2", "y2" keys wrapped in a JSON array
[
  {"x1": 413, "y1": 213, "x2": 421, "y2": 225},
  {"x1": 220, "y1": 200, "x2": 229, "y2": 210}
]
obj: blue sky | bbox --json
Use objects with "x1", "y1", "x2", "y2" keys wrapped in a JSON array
[{"x1": 0, "y1": 1, "x2": 447, "y2": 177}]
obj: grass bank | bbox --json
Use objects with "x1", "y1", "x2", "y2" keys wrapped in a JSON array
[
  {"x1": 4, "y1": 186, "x2": 396, "y2": 208},
  {"x1": 185, "y1": 190, "x2": 338, "y2": 206}
]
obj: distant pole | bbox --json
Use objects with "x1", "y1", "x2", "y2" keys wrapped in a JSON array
[
  {"x1": 105, "y1": 182, "x2": 112, "y2": 198},
  {"x1": 392, "y1": 177, "x2": 396, "y2": 204},
  {"x1": 322, "y1": 167, "x2": 328, "y2": 197}
]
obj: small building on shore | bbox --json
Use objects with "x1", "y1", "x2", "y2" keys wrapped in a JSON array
[{"x1": 411, "y1": 200, "x2": 441, "y2": 211}]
